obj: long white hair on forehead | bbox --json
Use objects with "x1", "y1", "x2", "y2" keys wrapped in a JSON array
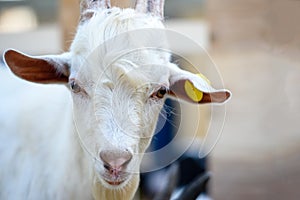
[{"x1": 73, "y1": 7, "x2": 165, "y2": 51}]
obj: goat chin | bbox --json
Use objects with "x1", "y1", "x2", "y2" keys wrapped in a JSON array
[{"x1": 92, "y1": 174, "x2": 140, "y2": 200}]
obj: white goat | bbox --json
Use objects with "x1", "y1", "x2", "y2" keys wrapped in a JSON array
[{"x1": 0, "y1": 0, "x2": 231, "y2": 199}]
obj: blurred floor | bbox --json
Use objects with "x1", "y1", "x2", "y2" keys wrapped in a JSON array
[{"x1": 209, "y1": 47, "x2": 300, "y2": 199}]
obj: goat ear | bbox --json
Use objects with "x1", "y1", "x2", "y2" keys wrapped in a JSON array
[
  {"x1": 3, "y1": 49, "x2": 70, "y2": 84},
  {"x1": 169, "y1": 70, "x2": 231, "y2": 104}
]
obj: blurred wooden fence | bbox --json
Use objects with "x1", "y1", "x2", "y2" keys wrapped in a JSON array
[{"x1": 207, "y1": 0, "x2": 300, "y2": 51}]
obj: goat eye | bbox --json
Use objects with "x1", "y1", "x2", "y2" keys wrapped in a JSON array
[
  {"x1": 152, "y1": 86, "x2": 168, "y2": 99},
  {"x1": 70, "y1": 81, "x2": 81, "y2": 93}
]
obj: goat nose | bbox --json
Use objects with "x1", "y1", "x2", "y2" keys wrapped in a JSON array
[{"x1": 100, "y1": 149, "x2": 132, "y2": 171}]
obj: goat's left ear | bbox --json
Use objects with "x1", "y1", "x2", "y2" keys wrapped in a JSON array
[
  {"x1": 169, "y1": 69, "x2": 231, "y2": 104},
  {"x1": 3, "y1": 49, "x2": 70, "y2": 84}
]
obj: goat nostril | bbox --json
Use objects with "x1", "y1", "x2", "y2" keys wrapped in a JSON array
[
  {"x1": 100, "y1": 149, "x2": 133, "y2": 172},
  {"x1": 103, "y1": 163, "x2": 110, "y2": 171}
]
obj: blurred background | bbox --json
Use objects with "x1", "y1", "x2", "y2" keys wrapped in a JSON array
[{"x1": 1, "y1": 0, "x2": 300, "y2": 199}]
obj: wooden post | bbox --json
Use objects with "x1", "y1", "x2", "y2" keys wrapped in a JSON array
[
  {"x1": 60, "y1": 0, "x2": 80, "y2": 51},
  {"x1": 111, "y1": 0, "x2": 131, "y2": 8}
]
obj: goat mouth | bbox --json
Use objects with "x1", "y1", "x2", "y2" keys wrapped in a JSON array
[
  {"x1": 96, "y1": 169, "x2": 130, "y2": 188},
  {"x1": 102, "y1": 177, "x2": 129, "y2": 187},
  {"x1": 105, "y1": 179, "x2": 125, "y2": 186},
  {"x1": 101, "y1": 174, "x2": 129, "y2": 187}
]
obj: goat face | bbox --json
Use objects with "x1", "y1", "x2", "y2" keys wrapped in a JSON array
[
  {"x1": 3, "y1": 0, "x2": 231, "y2": 194},
  {"x1": 67, "y1": 7, "x2": 178, "y2": 188},
  {"x1": 71, "y1": 56, "x2": 172, "y2": 188}
]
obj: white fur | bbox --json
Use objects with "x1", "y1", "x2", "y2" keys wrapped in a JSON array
[
  {"x1": 0, "y1": 68, "x2": 92, "y2": 199},
  {"x1": 0, "y1": 7, "x2": 230, "y2": 200},
  {"x1": 0, "y1": 8, "x2": 169, "y2": 200},
  {"x1": 68, "y1": 9, "x2": 171, "y2": 198}
]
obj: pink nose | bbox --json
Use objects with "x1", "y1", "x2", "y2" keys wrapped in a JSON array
[{"x1": 100, "y1": 149, "x2": 132, "y2": 174}]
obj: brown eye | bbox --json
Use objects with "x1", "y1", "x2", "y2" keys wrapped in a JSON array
[
  {"x1": 152, "y1": 86, "x2": 168, "y2": 99},
  {"x1": 69, "y1": 80, "x2": 81, "y2": 93}
]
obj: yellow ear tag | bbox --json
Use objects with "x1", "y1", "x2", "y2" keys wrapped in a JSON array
[{"x1": 184, "y1": 80, "x2": 203, "y2": 102}]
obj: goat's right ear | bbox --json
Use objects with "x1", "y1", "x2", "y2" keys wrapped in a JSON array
[{"x1": 3, "y1": 49, "x2": 70, "y2": 84}]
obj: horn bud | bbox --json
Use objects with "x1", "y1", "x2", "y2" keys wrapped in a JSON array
[
  {"x1": 135, "y1": 0, "x2": 165, "y2": 19},
  {"x1": 80, "y1": 0, "x2": 111, "y2": 22}
]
